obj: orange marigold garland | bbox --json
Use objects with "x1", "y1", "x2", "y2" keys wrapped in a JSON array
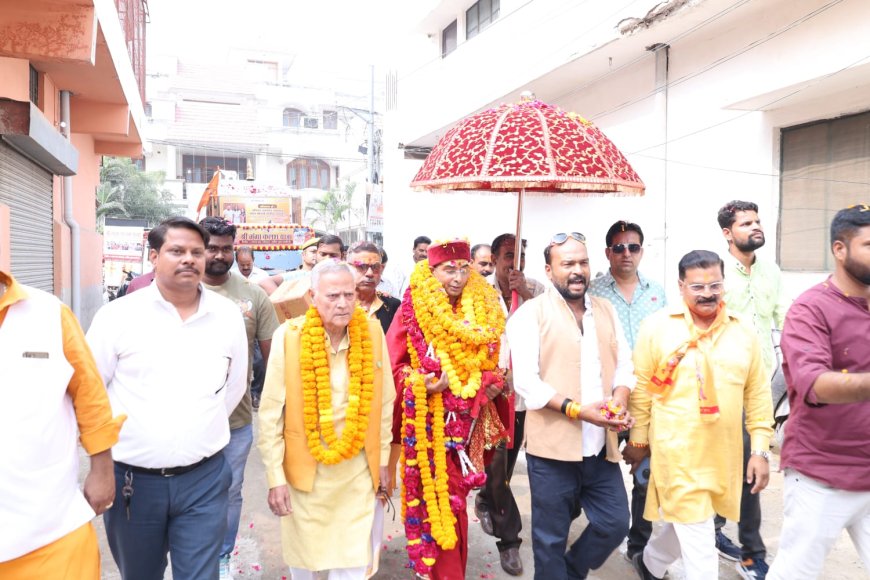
[
  {"x1": 399, "y1": 260, "x2": 505, "y2": 575},
  {"x1": 299, "y1": 305, "x2": 374, "y2": 464}
]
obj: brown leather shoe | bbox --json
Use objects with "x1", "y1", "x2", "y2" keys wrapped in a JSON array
[{"x1": 500, "y1": 547, "x2": 523, "y2": 576}]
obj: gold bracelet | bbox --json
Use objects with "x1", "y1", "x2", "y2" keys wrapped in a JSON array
[{"x1": 627, "y1": 441, "x2": 649, "y2": 449}]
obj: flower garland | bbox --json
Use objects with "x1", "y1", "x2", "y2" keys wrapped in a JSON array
[
  {"x1": 408, "y1": 261, "x2": 503, "y2": 399},
  {"x1": 400, "y1": 260, "x2": 505, "y2": 575},
  {"x1": 299, "y1": 305, "x2": 374, "y2": 464}
]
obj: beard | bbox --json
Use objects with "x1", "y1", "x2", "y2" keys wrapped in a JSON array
[
  {"x1": 205, "y1": 260, "x2": 231, "y2": 277},
  {"x1": 553, "y1": 274, "x2": 587, "y2": 301},
  {"x1": 844, "y1": 252, "x2": 870, "y2": 285},
  {"x1": 734, "y1": 232, "x2": 765, "y2": 252}
]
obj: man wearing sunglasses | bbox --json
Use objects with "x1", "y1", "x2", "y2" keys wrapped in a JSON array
[
  {"x1": 346, "y1": 241, "x2": 400, "y2": 334},
  {"x1": 588, "y1": 220, "x2": 667, "y2": 565},
  {"x1": 626, "y1": 250, "x2": 773, "y2": 580},
  {"x1": 507, "y1": 231, "x2": 636, "y2": 579}
]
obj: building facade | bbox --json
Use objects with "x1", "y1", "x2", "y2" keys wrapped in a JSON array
[
  {"x1": 383, "y1": 0, "x2": 870, "y2": 297},
  {"x1": 143, "y1": 52, "x2": 383, "y2": 245},
  {"x1": 0, "y1": 0, "x2": 146, "y2": 326}
]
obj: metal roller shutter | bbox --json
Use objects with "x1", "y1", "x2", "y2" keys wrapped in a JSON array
[{"x1": 0, "y1": 139, "x2": 54, "y2": 291}]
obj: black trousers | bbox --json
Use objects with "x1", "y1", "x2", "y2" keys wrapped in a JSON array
[
  {"x1": 476, "y1": 410, "x2": 526, "y2": 552},
  {"x1": 714, "y1": 427, "x2": 767, "y2": 560}
]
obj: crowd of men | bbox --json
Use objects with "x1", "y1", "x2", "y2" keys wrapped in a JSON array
[{"x1": 1, "y1": 201, "x2": 868, "y2": 580}]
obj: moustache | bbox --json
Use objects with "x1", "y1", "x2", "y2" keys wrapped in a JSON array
[
  {"x1": 177, "y1": 268, "x2": 199, "y2": 275},
  {"x1": 696, "y1": 296, "x2": 718, "y2": 304},
  {"x1": 567, "y1": 275, "x2": 587, "y2": 285}
]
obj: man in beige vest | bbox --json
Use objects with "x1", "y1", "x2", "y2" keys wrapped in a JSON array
[
  {"x1": 258, "y1": 261, "x2": 395, "y2": 580},
  {"x1": 506, "y1": 232, "x2": 635, "y2": 580}
]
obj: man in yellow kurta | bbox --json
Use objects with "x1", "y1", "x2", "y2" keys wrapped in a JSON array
[
  {"x1": 624, "y1": 250, "x2": 773, "y2": 580},
  {"x1": 258, "y1": 260, "x2": 395, "y2": 580}
]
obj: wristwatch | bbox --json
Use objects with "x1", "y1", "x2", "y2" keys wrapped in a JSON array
[{"x1": 750, "y1": 450, "x2": 770, "y2": 461}]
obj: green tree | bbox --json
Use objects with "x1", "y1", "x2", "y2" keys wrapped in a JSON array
[
  {"x1": 305, "y1": 181, "x2": 356, "y2": 232},
  {"x1": 96, "y1": 157, "x2": 179, "y2": 230}
]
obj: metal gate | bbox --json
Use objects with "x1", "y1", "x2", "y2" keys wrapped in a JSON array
[{"x1": 0, "y1": 139, "x2": 54, "y2": 291}]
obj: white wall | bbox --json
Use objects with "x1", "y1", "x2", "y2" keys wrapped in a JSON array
[{"x1": 384, "y1": 0, "x2": 870, "y2": 302}]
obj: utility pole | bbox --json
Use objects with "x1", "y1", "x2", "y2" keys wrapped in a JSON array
[{"x1": 367, "y1": 64, "x2": 375, "y2": 240}]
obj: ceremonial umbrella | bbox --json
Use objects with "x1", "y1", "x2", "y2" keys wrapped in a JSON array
[{"x1": 410, "y1": 96, "x2": 645, "y2": 310}]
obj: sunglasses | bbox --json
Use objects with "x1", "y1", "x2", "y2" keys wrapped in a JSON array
[
  {"x1": 611, "y1": 243, "x2": 642, "y2": 254},
  {"x1": 550, "y1": 232, "x2": 586, "y2": 246},
  {"x1": 350, "y1": 261, "x2": 383, "y2": 274}
]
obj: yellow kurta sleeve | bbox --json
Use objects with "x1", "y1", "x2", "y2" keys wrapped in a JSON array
[
  {"x1": 258, "y1": 323, "x2": 289, "y2": 488},
  {"x1": 742, "y1": 332, "x2": 774, "y2": 451},
  {"x1": 628, "y1": 318, "x2": 657, "y2": 445},
  {"x1": 379, "y1": 334, "x2": 396, "y2": 466},
  {"x1": 61, "y1": 304, "x2": 125, "y2": 455}
]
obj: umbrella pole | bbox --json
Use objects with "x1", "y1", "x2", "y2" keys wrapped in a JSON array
[{"x1": 510, "y1": 188, "x2": 525, "y2": 313}]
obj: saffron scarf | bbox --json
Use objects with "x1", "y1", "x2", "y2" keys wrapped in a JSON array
[{"x1": 648, "y1": 302, "x2": 729, "y2": 422}]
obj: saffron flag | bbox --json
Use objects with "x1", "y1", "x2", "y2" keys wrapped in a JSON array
[{"x1": 195, "y1": 168, "x2": 221, "y2": 213}]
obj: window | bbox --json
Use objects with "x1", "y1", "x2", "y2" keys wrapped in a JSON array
[
  {"x1": 779, "y1": 110, "x2": 870, "y2": 271},
  {"x1": 304, "y1": 116, "x2": 319, "y2": 129},
  {"x1": 29, "y1": 65, "x2": 39, "y2": 105},
  {"x1": 182, "y1": 153, "x2": 250, "y2": 183},
  {"x1": 323, "y1": 110, "x2": 338, "y2": 130},
  {"x1": 287, "y1": 159, "x2": 330, "y2": 190},
  {"x1": 283, "y1": 108, "x2": 303, "y2": 128},
  {"x1": 442, "y1": 20, "x2": 457, "y2": 58},
  {"x1": 466, "y1": 0, "x2": 499, "y2": 40}
]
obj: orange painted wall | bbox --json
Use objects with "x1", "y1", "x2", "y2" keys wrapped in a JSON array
[{"x1": 0, "y1": 57, "x2": 30, "y2": 101}]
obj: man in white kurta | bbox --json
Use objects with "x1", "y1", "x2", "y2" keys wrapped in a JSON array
[{"x1": 258, "y1": 261, "x2": 395, "y2": 579}]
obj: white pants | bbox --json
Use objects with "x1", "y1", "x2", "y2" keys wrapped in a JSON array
[
  {"x1": 768, "y1": 468, "x2": 870, "y2": 579},
  {"x1": 643, "y1": 518, "x2": 717, "y2": 580},
  {"x1": 289, "y1": 567, "x2": 367, "y2": 580}
]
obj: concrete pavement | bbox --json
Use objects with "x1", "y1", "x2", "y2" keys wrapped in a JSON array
[{"x1": 90, "y1": 427, "x2": 866, "y2": 579}]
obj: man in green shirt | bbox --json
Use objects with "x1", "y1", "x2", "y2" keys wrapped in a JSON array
[
  {"x1": 201, "y1": 217, "x2": 280, "y2": 579},
  {"x1": 714, "y1": 200, "x2": 789, "y2": 580}
]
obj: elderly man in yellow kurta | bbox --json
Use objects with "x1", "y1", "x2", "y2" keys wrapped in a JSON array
[
  {"x1": 258, "y1": 260, "x2": 395, "y2": 580},
  {"x1": 623, "y1": 250, "x2": 773, "y2": 580}
]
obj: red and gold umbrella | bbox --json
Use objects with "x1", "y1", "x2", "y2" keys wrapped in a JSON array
[{"x1": 410, "y1": 96, "x2": 645, "y2": 309}]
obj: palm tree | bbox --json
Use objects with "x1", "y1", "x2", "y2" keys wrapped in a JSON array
[
  {"x1": 97, "y1": 157, "x2": 179, "y2": 228},
  {"x1": 95, "y1": 182, "x2": 127, "y2": 233},
  {"x1": 305, "y1": 182, "x2": 356, "y2": 232}
]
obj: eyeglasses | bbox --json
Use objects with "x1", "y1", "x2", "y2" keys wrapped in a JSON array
[
  {"x1": 611, "y1": 243, "x2": 642, "y2": 254},
  {"x1": 684, "y1": 282, "x2": 724, "y2": 295},
  {"x1": 550, "y1": 232, "x2": 586, "y2": 246},
  {"x1": 350, "y1": 261, "x2": 383, "y2": 274}
]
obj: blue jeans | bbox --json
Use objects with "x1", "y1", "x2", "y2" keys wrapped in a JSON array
[
  {"x1": 250, "y1": 343, "x2": 265, "y2": 399},
  {"x1": 527, "y1": 451, "x2": 629, "y2": 580},
  {"x1": 222, "y1": 424, "x2": 254, "y2": 556},
  {"x1": 104, "y1": 453, "x2": 232, "y2": 580}
]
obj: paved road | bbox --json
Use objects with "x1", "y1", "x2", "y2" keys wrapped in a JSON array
[{"x1": 91, "y1": 428, "x2": 865, "y2": 579}]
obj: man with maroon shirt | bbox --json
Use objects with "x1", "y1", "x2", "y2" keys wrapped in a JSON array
[{"x1": 768, "y1": 204, "x2": 870, "y2": 579}]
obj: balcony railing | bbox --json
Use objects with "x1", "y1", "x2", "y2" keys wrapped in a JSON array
[{"x1": 115, "y1": 0, "x2": 148, "y2": 105}]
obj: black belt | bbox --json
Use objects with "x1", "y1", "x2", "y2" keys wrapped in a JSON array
[{"x1": 116, "y1": 453, "x2": 216, "y2": 477}]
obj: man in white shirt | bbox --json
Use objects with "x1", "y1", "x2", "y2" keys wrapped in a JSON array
[
  {"x1": 506, "y1": 232, "x2": 635, "y2": 579},
  {"x1": 234, "y1": 246, "x2": 269, "y2": 283},
  {"x1": 87, "y1": 217, "x2": 248, "y2": 580}
]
